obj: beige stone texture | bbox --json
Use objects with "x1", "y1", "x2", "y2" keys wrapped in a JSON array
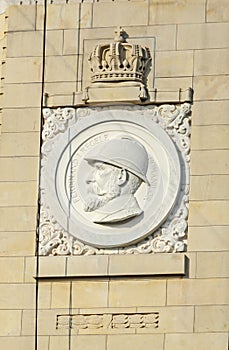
[
  {"x1": 177, "y1": 22, "x2": 229, "y2": 50},
  {"x1": 39, "y1": 256, "x2": 67, "y2": 277},
  {"x1": 0, "y1": 257, "x2": 24, "y2": 282},
  {"x1": 45, "y1": 55, "x2": 78, "y2": 83},
  {"x1": 93, "y1": 2, "x2": 148, "y2": 28},
  {"x1": 6, "y1": 30, "x2": 63, "y2": 58},
  {"x1": 0, "y1": 206, "x2": 37, "y2": 231},
  {"x1": 191, "y1": 125, "x2": 229, "y2": 150},
  {"x1": 36, "y1": 3, "x2": 92, "y2": 30},
  {"x1": 51, "y1": 281, "x2": 71, "y2": 309},
  {"x1": 49, "y1": 335, "x2": 106, "y2": 350},
  {"x1": 184, "y1": 252, "x2": 197, "y2": 278},
  {"x1": 149, "y1": 0, "x2": 205, "y2": 25},
  {"x1": 137, "y1": 306, "x2": 194, "y2": 333},
  {"x1": 1, "y1": 108, "x2": 40, "y2": 132},
  {"x1": 195, "y1": 305, "x2": 229, "y2": 332},
  {"x1": 194, "y1": 75, "x2": 229, "y2": 101},
  {"x1": 44, "y1": 82, "x2": 76, "y2": 96},
  {"x1": 188, "y1": 226, "x2": 229, "y2": 252},
  {"x1": 3, "y1": 83, "x2": 42, "y2": 108},
  {"x1": 24, "y1": 257, "x2": 36, "y2": 282},
  {"x1": 167, "y1": 279, "x2": 229, "y2": 305},
  {"x1": 0, "y1": 284, "x2": 35, "y2": 309},
  {"x1": 67, "y1": 255, "x2": 109, "y2": 276},
  {"x1": 0, "y1": 181, "x2": 38, "y2": 206},
  {"x1": 0, "y1": 336, "x2": 49, "y2": 350},
  {"x1": 155, "y1": 50, "x2": 193, "y2": 78},
  {"x1": 5, "y1": 57, "x2": 42, "y2": 83},
  {"x1": 196, "y1": 252, "x2": 229, "y2": 278},
  {"x1": 207, "y1": 0, "x2": 229, "y2": 22},
  {"x1": 192, "y1": 101, "x2": 229, "y2": 126},
  {"x1": 0, "y1": 231, "x2": 35, "y2": 256},
  {"x1": 7, "y1": 5, "x2": 36, "y2": 31},
  {"x1": 0, "y1": 132, "x2": 40, "y2": 156},
  {"x1": 38, "y1": 282, "x2": 52, "y2": 309},
  {"x1": 0, "y1": 310, "x2": 22, "y2": 336},
  {"x1": 72, "y1": 280, "x2": 109, "y2": 308},
  {"x1": 109, "y1": 253, "x2": 185, "y2": 276},
  {"x1": 154, "y1": 77, "x2": 193, "y2": 90},
  {"x1": 165, "y1": 333, "x2": 228, "y2": 350},
  {"x1": 0, "y1": 157, "x2": 39, "y2": 181},
  {"x1": 194, "y1": 49, "x2": 229, "y2": 76},
  {"x1": 190, "y1": 150, "x2": 229, "y2": 175},
  {"x1": 190, "y1": 175, "x2": 229, "y2": 200},
  {"x1": 109, "y1": 279, "x2": 166, "y2": 307},
  {"x1": 189, "y1": 201, "x2": 229, "y2": 226},
  {"x1": 107, "y1": 334, "x2": 164, "y2": 350}
]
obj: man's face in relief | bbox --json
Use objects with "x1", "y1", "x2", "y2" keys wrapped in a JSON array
[{"x1": 84, "y1": 161, "x2": 122, "y2": 212}]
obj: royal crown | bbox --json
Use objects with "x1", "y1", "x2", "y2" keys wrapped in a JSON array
[{"x1": 88, "y1": 27, "x2": 152, "y2": 85}]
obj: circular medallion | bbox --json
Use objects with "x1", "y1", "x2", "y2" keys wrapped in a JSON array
[{"x1": 43, "y1": 108, "x2": 181, "y2": 247}]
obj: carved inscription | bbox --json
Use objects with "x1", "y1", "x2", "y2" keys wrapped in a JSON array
[{"x1": 56, "y1": 312, "x2": 159, "y2": 331}]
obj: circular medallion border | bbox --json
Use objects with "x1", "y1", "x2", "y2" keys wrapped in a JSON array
[{"x1": 43, "y1": 109, "x2": 181, "y2": 248}]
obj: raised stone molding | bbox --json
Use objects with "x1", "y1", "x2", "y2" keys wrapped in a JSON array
[
  {"x1": 57, "y1": 312, "x2": 159, "y2": 331},
  {"x1": 39, "y1": 104, "x2": 191, "y2": 256}
]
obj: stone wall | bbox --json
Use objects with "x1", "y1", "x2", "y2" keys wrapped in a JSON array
[{"x1": 0, "y1": 1, "x2": 228, "y2": 350}]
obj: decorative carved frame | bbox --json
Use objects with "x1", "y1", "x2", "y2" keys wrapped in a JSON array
[{"x1": 39, "y1": 103, "x2": 191, "y2": 256}]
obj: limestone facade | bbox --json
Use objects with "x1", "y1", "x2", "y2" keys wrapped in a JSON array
[{"x1": 0, "y1": 1, "x2": 228, "y2": 350}]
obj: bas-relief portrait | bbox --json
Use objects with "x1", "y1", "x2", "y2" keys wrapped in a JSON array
[{"x1": 83, "y1": 137, "x2": 149, "y2": 224}]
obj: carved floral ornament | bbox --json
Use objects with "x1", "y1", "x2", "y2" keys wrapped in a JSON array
[{"x1": 39, "y1": 104, "x2": 191, "y2": 256}]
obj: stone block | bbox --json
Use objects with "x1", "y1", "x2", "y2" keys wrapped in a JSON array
[
  {"x1": 196, "y1": 252, "x2": 229, "y2": 278},
  {"x1": 0, "y1": 231, "x2": 35, "y2": 256},
  {"x1": 107, "y1": 334, "x2": 164, "y2": 350},
  {"x1": 192, "y1": 101, "x2": 229, "y2": 126},
  {"x1": 44, "y1": 82, "x2": 76, "y2": 96},
  {"x1": 0, "y1": 157, "x2": 39, "y2": 181},
  {"x1": 0, "y1": 284, "x2": 35, "y2": 309},
  {"x1": 3, "y1": 83, "x2": 42, "y2": 108},
  {"x1": 51, "y1": 282, "x2": 71, "y2": 309},
  {"x1": 36, "y1": 3, "x2": 92, "y2": 30},
  {"x1": 154, "y1": 77, "x2": 192, "y2": 90},
  {"x1": 0, "y1": 182, "x2": 38, "y2": 206},
  {"x1": 167, "y1": 279, "x2": 229, "y2": 305},
  {"x1": 0, "y1": 336, "x2": 49, "y2": 350},
  {"x1": 0, "y1": 257, "x2": 24, "y2": 282},
  {"x1": 109, "y1": 254, "x2": 185, "y2": 276},
  {"x1": 194, "y1": 49, "x2": 229, "y2": 76},
  {"x1": 190, "y1": 175, "x2": 229, "y2": 200},
  {"x1": 207, "y1": 0, "x2": 229, "y2": 22},
  {"x1": 7, "y1": 5, "x2": 36, "y2": 31},
  {"x1": 24, "y1": 257, "x2": 36, "y2": 283},
  {"x1": 188, "y1": 226, "x2": 229, "y2": 252},
  {"x1": 191, "y1": 125, "x2": 229, "y2": 150},
  {"x1": 189, "y1": 201, "x2": 229, "y2": 226},
  {"x1": 67, "y1": 255, "x2": 109, "y2": 276},
  {"x1": 155, "y1": 50, "x2": 193, "y2": 78},
  {"x1": 72, "y1": 280, "x2": 109, "y2": 308},
  {"x1": 0, "y1": 132, "x2": 40, "y2": 156},
  {"x1": 0, "y1": 206, "x2": 37, "y2": 231},
  {"x1": 45, "y1": 56, "x2": 78, "y2": 83},
  {"x1": 195, "y1": 305, "x2": 229, "y2": 332},
  {"x1": 177, "y1": 23, "x2": 229, "y2": 50},
  {"x1": 1, "y1": 108, "x2": 40, "y2": 132},
  {"x1": 38, "y1": 282, "x2": 52, "y2": 309},
  {"x1": 149, "y1": 0, "x2": 205, "y2": 25},
  {"x1": 109, "y1": 279, "x2": 166, "y2": 307},
  {"x1": 190, "y1": 150, "x2": 229, "y2": 175},
  {"x1": 194, "y1": 75, "x2": 229, "y2": 101},
  {"x1": 165, "y1": 333, "x2": 228, "y2": 350},
  {"x1": 0, "y1": 310, "x2": 22, "y2": 336},
  {"x1": 49, "y1": 335, "x2": 106, "y2": 350},
  {"x1": 93, "y1": 2, "x2": 148, "y2": 28},
  {"x1": 39, "y1": 256, "x2": 67, "y2": 277},
  {"x1": 7, "y1": 30, "x2": 63, "y2": 58},
  {"x1": 5, "y1": 57, "x2": 42, "y2": 83}
]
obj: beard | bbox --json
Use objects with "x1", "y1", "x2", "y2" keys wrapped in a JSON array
[{"x1": 84, "y1": 179, "x2": 121, "y2": 212}]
